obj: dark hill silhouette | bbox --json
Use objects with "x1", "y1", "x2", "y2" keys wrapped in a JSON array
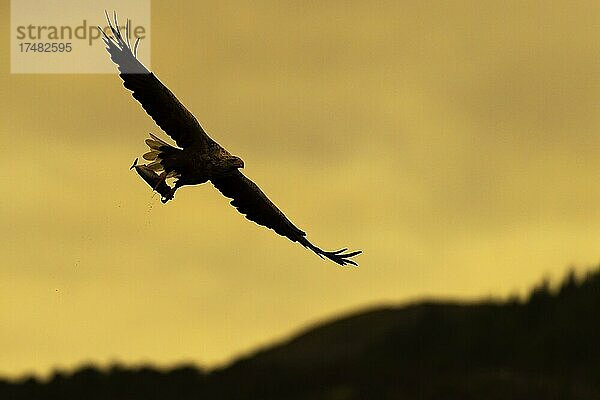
[{"x1": 3, "y1": 266, "x2": 600, "y2": 399}]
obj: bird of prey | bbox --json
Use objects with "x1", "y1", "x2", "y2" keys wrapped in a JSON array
[{"x1": 100, "y1": 12, "x2": 361, "y2": 266}]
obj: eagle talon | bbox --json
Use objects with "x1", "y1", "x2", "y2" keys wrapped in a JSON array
[
  {"x1": 160, "y1": 188, "x2": 176, "y2": 203},
  {"x1": 160, "y1": 195, "x2": 172, "y2": 204}
]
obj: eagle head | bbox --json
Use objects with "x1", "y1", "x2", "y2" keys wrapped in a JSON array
[{"x1": 227, "y1": 155, "x2": 244, "y2": 170}]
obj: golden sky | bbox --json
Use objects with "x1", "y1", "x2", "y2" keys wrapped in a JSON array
[{"x1": 1, "y1": 0, "x2": 599, "y2": 378}]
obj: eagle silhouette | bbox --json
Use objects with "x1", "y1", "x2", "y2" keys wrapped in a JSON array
[{"x1": 100, "y1": 13, "x2": 361, "y2": 266}]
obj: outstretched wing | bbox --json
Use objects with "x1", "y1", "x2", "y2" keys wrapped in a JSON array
[
  {"x1": 100, "y1": 12, "x2": 214, "y2": 149},
  {"x1": 211, "y1": 170, "x2": 361, "y2": 266}
]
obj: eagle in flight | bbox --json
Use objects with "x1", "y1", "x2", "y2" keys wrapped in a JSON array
[{"x1": 100, "y1": 12, "x2": 361, "y2": 266}]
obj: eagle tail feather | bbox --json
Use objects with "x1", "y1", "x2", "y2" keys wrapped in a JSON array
[{"x1": 141, "y1": 133, "x2": 181, "y2": 174}]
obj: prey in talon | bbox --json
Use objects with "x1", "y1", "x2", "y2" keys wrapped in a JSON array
[{"x1": 130, "y1": 156, "x2": 175, "y2": 203}]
